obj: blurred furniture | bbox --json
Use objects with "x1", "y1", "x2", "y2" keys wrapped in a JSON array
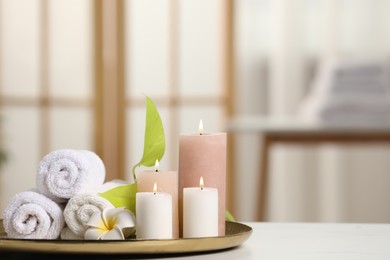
[{"x1": 227, "y1": 116, "x2": 390, "y2": 221}]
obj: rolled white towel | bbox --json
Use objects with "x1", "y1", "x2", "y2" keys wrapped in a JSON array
[
  {"x1": 37, "y1": 149, "x2": 106, "y2": 203},
  {"x1": 3, "y1": 191, "x2": 65, "y2": 239},
  {"x1": 60, "y1": 227, "x2": 83, "y2": 240},
  {"x1": 63, "y1": 193, "x2": 114, "y2": 237}
]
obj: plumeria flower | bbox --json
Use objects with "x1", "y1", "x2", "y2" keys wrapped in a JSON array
[{"x1": 84, "y1": 207, "x2": 136, "y2": 240}]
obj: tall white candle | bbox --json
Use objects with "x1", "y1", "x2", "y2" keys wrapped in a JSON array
[
  {"x1": 183, "y1": 177, "x2": 218, "y2": 238},
  {"x1": 136, "y1": 182, "x2": 173, "y2": 239}
]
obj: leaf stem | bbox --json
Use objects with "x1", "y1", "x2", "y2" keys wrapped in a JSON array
[
  {"x1": 225, "y1": 210, "x2": 236, "y2": 222},
  {"x1": 132, "y1": 163, "x2": 139, "y2": 183}
]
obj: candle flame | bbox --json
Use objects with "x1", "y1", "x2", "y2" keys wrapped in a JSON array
[
  {"x1": 155, "y1": 159, "x2": 159, "y2": 172},
  {"x1": 200, "y1": 176, "x2": 204, "y2": 189},
  {"x1": 198, "y1": 119, "x2": 203, "y2": 135},
  {"x1": 153, "y1": 182, "x2": 158, "y2": 193}
]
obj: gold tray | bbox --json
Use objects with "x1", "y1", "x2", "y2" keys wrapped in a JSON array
[{"x1": 0, "y1": 221, "x2": 252, "y2": 255}]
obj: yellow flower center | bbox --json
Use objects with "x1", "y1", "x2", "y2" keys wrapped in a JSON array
[{"x1": 106, "y1": 217, "x2": 116, "y2": 230}]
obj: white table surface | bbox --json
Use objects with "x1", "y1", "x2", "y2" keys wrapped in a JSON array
[{"x1": 159, "y1": 222, "x2": 390, "y2": 260}]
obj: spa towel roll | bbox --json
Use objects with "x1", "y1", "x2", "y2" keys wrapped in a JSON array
[
  {"x1": 60, "y1": 227, "x2": 83, "y2": 240},
  {"x1": 36, "y1": 149, "x2": 106, "y2": 203},
  {"x1": 3, "y1": 191, "x2": 64, "y2": 239},
  {"x1": 63, "y1": 193, "x2": 114, "y2": 237}
]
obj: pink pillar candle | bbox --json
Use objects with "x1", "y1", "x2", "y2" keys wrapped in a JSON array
[
  {"x1": 179, "y1": 131, "x2": 227, "y2": 236},
  {"x1": 136, "y1": 168, "x2": 179, "y2": 238}
]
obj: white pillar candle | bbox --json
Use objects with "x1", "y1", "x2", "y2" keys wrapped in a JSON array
[
  {"x1": 183, "y1": 177, "x2": 218, "y2": 238},
  {"x1": 136, "y1": 182, "x2": 173, "y2": 239},
  {"x1": 136, "y1": 160, "x2": 179, "y2": 238}
]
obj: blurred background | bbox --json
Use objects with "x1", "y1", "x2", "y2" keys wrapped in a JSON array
[{"x1": 1, "y1": 0, "x2": 390, "y2": 223}]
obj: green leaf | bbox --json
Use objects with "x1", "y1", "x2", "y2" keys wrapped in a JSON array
[
  {"x1": 99, "y1": 183, "x2": 138, "y2": 214},
  {"x1": 132, "y1": 96, "x2": 165, "y2": 179},
  {"x1": 225, "y1": 210, "x2": 236, "y2": 222}
]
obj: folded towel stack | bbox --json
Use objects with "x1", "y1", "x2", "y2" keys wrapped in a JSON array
[
  {"x1": 299, "y1": 58, "x2": 390, "y2": 125},
  {"x1": 37, "y1": 149, "x2": 106, "y2": 203},
  {"x1": 3, "y1": 191, "x2": 64, "y2": 239},
  {"x1": 3, "y1": 149, "x2": 108, "y2": 240}
]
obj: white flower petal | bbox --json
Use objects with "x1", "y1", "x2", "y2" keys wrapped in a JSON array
[
  {"x1": 102, "y1": 208, "x2": 125, "y2": 227},
  {"x1": 100, "y1": 226, "x2": 124, "y2": 240},
  {"x1": 114, "y1": 210, "x2": 136, "y2": 238},
  {"x1": 114, "y1": 210, "x2": 136, "y2": 229},
  {"x1": 84, "y1": 228, "x2": 107, "y2": 240},
  {"x1": 86, "y1": 211, "x2": 107, "y2": 229}
]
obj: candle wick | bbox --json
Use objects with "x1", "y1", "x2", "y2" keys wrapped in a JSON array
[
  {"x1": 155, "y1": 169, "x2": 158, "y2": 172},
  {"x1": 200, "y1": 133, "x2": 203, "y2": 136},
  {"x1": 154, "y1": 192, "x2": 156, "y2": 195},
  {"x1": 201, "y1": 187, "x2": 203, "y2": 190}
]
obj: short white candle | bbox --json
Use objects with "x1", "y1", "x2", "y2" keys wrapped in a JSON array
[
  {"x1": 136, "y1": 182, "x2": 173, "y2": 239},
  {"x1": 136, "y1": 160, "x2": 179, "y2": 238},
  {"x1": 183, "y1": 177, "x2": 218, "y2": 238}
]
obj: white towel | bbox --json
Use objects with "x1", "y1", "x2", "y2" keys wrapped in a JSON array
[
  {"x1": 3, "y1": 191, "x2": 64, "y2": 239},
  {"x1": 63, "y1": 193, "x2": 114, "y2": 237},
  {"x1": 36, "y1": 149, "x2": 106, "y2": 203},
  {"x1": 60, "y1": 227, "x2": 83, "y2": 240}
]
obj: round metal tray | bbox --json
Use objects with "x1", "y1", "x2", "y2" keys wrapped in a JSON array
[{"x1": 0, "y1": 221, "x2": 252, "y2": 255}]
